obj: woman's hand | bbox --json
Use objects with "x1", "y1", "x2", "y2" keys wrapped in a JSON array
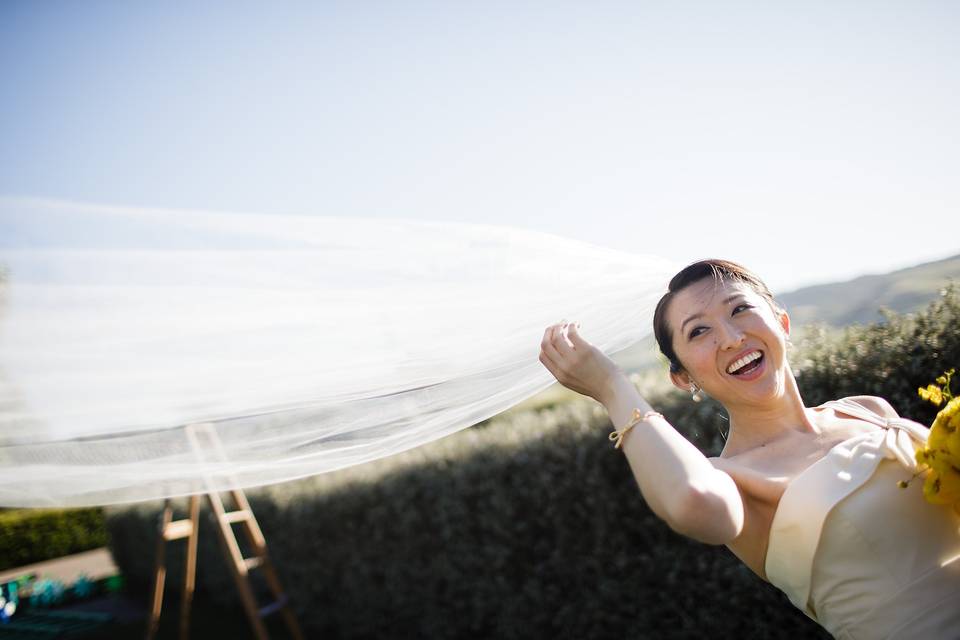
[{"x1": 538, "y1": 322, "x2": 624, "y2": 403}]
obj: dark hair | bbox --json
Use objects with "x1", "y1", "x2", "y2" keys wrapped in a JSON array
[{"x1": 653, "y1": 259, "x2": 783, "y2": 374}]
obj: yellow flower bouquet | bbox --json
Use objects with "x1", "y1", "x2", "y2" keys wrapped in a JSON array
[{"x1": 912, "y1": 368, "x2": 960, "y2": 512}]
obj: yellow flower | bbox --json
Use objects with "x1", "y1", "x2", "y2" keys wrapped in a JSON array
[
  {"x1": 928, "y1": 423, "x2": 948, "y2": 452},
  {"x1": 928, "y1": 397, "x2": 960, "y2": 452},
  {"x1": 923, "y1": 449, "x2": 960, "y2": 475},
  {"x1": 949, "y1": 423, "x2": 960, "y2": 461},
  {"x1": 923, "y1": 465, "x2": 960, "y2": 505},
  {"x1": 951, "y1": 407, "x2": 960, "y2": 430},
  {"x1": 911, "y1": 369, "x2": 960, "y2": 509},
  {"x1": 919, "y1": 385, "x2": 942, "y2": 406},
  {"x1": 941, "y1": 396, "x2": 960, "y2": 421},
  {"x1": 919, "y1": 384, "x2": 945, "y2": 406}
]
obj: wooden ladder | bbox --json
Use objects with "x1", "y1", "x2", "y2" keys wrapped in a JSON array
[{"x1": 146, "y1": 423, "x2": 304, "y2": 640}]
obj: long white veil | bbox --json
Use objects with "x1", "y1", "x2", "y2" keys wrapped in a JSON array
[{"x1": 0, "y1": 198, "x2": 675, "y2": 507}]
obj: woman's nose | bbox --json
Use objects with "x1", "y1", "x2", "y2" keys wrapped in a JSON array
[{"x1": 718, "y1": 322, "x2": 745, "y2": 349}]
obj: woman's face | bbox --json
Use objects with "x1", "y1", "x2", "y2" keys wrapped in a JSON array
[{"x1": 665, "y1": 277, "x2": 791, "y2": 407}]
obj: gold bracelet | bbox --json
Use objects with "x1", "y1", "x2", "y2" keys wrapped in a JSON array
[{"x1": 608, "y1": 408, "x2": 664, "y2": 449}]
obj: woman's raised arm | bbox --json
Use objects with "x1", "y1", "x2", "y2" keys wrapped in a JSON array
[{"x1": 539, "y1": 322, "x2": 744, "y2": 545}]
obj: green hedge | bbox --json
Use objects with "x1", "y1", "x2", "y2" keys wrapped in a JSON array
[
  {"x1": 108, "y1": 403, "x2": 822, "y2": 639},
  {"x1": 105, "y1": 286, "x2": 960, "y2": 639},
  {"x1": 0, "y1": 508, "x2": 107, "y2": 571}
]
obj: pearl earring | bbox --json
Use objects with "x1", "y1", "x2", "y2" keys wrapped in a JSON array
[{"x1": 690, "y1": 382, "x2": 703, "y2": 403}]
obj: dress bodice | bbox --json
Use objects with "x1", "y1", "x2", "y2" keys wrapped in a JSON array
[{"x1": 764, "y1": 397, "x2": 960, "y2": 639}]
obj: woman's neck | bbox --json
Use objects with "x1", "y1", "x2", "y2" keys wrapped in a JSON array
[{"x1": 721, "y1": 372, "x2": 817, "y2": 455}]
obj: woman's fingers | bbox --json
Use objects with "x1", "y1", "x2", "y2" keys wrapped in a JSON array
[
  {"x1": 542, "y1": 321, "x2": 581, "y2": 355},
  {"x1": 551, "y1": 322, "x2": 565, "y2": 345},
  {"x1": 541, "y1": 324, "x2": 560, "y2": 353},
  {"x1": 538, "y1": 349, "x2": 558, "y2": 376},
  {"x1": 554, "y1": 324, "x2": 576, "y2": 355},
  {"x1": 541, "y1": 331, "x2": 564, "y2": 365},
  {"x1": 540, "y1": 320, "x2": 583, "y2": 363},
  {"x1": 565, "y1": 322, "x2": 588, "y2": 349},
  {"x1": 540, "y1": 322, "x2": 576, "y2": 381}
]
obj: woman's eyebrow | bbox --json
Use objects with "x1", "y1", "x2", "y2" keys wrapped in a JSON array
[{"x1": 680, "y1": 294, "x2": 747, "y2": 334}]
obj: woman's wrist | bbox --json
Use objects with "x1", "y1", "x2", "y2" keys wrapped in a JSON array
[{"x1": 597, "y1": 371, "x2": 637, "y2": 408}]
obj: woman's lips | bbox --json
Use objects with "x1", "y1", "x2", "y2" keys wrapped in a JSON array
[{"x1": 730, "y1": 352, "x2": 766, "y2": 381}]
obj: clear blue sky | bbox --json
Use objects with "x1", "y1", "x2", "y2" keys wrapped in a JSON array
[{"x1": 2, "y1": 1, "x2": 958, "y2": 294}]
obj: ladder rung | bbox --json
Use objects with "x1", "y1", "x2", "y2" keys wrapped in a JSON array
[
  {"x1": 258, "y1": 594, "x2": 289, "y2": 618},
  {"x1": 243, "y1": 556, "x2": 264, "y2": 571},
  {"x1": 163, "y1": 519, "x2": 195, "y2": 541},
  {"x1": 223, "y1": 509, "x2": 253, "y2": 524}
]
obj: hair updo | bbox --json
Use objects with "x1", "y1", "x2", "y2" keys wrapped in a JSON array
[{"x1": 652, "y1": 259, "x2": 784, "y2": 374}]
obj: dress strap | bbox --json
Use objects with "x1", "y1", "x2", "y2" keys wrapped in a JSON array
[
  {"x1": 820, "y1": 397, "x2": 888, "y2": 426},
  {"x1": 821, "y1": 397, "x2": 929, "y2": 471}
]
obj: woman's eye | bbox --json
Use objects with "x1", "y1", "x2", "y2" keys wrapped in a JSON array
[
  {"x1": 688, "y1": 326, "x2": 706, "y2": 339},
  {"x1": 733, "y1": 303, "x2": 753, "y2": 314}
]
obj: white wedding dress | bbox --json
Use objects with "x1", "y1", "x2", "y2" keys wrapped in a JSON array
[{"x1": 765, "y1": 397, "x2": 960, "y2": 639}]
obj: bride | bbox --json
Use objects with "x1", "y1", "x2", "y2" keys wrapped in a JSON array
[{"x1": 539, "y1": 258, "x2": 960, "y2": 639}]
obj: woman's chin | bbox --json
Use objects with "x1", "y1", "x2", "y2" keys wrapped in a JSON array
[{"x1": 724, "y1": 359, "x2": 792, "y2": 403}]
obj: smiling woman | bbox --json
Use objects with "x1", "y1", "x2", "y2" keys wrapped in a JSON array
[{"x1": 539, "y1": 259, "x2": 960, "y2": 639}]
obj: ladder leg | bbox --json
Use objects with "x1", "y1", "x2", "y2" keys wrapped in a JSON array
[
  {"x1": 187, "y1": 426, "x2": 304, "y2": 640},
  {"x1": 146, "y1": 500, "x2": 174, "y2": 640},
  {"x1": 207, "y1": 492, "x2": 271, "y2": 640},
  {"x1": 229, "y1": 489, "x2": 264, "y2": 548},
  {"x1": 179, "y1": 495, "x2": 201, "y2": 640},
  {"x1": 260, "y1": 561, "x2": 304, "y2": 640},
  {"x1": 230, "y1": 490, "x2": 304, "y2": 640},
  {"x1": 280, "y1": 604, "x2": 304, "y2": 640}
]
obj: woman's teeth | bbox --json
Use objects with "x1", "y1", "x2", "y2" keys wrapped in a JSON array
[{"x1": 727, "y1": 351, "x2": 763, "y2": 375}]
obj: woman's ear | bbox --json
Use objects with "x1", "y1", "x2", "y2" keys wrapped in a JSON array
[
  {"x1": 670, "y1": 369, "x2": 692, "y2": 393},
  {"x1": 778, "y1": 308, "x2": 791, "y2": 338}
]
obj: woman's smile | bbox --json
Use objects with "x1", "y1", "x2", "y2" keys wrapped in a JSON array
[{"x1": 726, "y1": 349, "x2": 766, "y2": 381}]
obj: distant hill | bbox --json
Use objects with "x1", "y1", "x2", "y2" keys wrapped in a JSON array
[
  {"x1": 778, "y1": 253, "x2": 960, "y2": 328},
  {"x1": 612, "y1": 253, "x2": 960, "y2": 373}
]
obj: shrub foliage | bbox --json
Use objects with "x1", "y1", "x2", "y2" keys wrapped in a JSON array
[{"x1": 0, "y1": 508, "x2": 107, "y2": 571}]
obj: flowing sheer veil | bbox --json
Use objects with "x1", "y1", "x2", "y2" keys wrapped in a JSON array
[{"x1": 0, "y1": 198, "x2": 675, "y2": 507}]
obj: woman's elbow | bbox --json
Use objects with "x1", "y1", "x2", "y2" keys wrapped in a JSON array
[{"x1": 666, "y1": 479, "x2": 744, "y2": 545}]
